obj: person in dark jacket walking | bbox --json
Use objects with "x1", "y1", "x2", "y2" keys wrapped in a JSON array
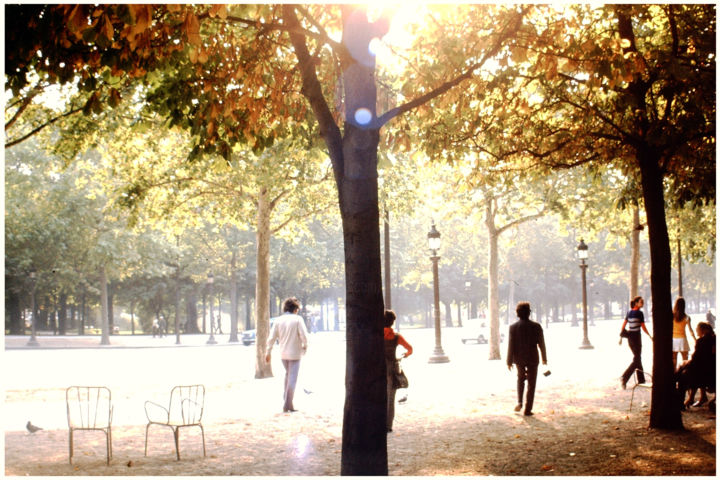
[{"x1": 507, "y1": 302, "x2": 547, "y2": 416}]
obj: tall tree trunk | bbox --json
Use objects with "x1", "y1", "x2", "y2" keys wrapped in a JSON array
[
  {"x1": 58, "y1": 293, "x2": 67, "y2": 335},
  {"x1": 254, "y1": 188, "x2": 273, "y2": 378},
  {"x1": 334, "y1": 296, "x2": 340, "y2": 331},
  {"x1": 130, "y1": 300, "x2": 136, "y2": 335},
  {"x1": 185, "y1": 287, "x2": 199, "y2": 333},
  {"x1": 676, "y1": 237, "x2": 683, "y2": 297},
  {"x1": 444, "y1": 301, "x2": 453, "y2": 327},
  {"x1": 383, "y1": 209, "x2": 392, "y2": 309},
  {"x1": 245, "y1": 296, "x2": 252, "y2": 330},
  {"x1": 486, "y1": 199, "x2": 502, "y2": 360},
  {"x1": 100, "y1": 266, "x2": 110, "y2": 345},
  {"x1": 630, "y1": 206, "x2": 641, "y2": 301},
  {"x1": 284, "y1": 5, "x2": 389, "y2": 474},
  {"x1": 229, "y1": 250, "x2": 239, "y2": 342},
  {"x1": 79, "y1": 289, "x2": 86, "y2": 335},
  {"x1": 638, "y1": 148, "x2": 682, "y2": 430},
  {"x1": 339, "y1": 124, "x2": 386, "y2": 475},
  {"x1": 6, "y1": 283, "x2": 22, "y2": 334},
  {"x1": 108, "y1": 283, "x2": 114, "y2": 334}
]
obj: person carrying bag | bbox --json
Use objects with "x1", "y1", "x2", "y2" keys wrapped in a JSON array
[{"x1": 384, "y1": 310, "x2": 413, "y2": 432}]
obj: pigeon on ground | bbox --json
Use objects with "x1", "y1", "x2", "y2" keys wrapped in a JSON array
[
  {"x1": 398, "y1": 395, "x2": 407, "y2": 404},
  {"x1": 303, "y1": 388, "x2": 313, "y2": 394},
  {"x1": 26, "y1": 421, "x2": 43, "y2": 433}
]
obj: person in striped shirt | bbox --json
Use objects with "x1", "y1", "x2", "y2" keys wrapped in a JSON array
[{"x1": 619, "y1": 296, "x2": 653, "y2": 389}]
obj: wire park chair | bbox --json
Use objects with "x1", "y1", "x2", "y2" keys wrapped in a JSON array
[
  {"x1": 66, "y1": 386, "x2": 113, "y2": 465},
  {"x1": 144, "y1": 384, "x2": 206, "y2": 460},
  {"x1": 629, "y1": 368, "x2": 653, "y2": 410}
]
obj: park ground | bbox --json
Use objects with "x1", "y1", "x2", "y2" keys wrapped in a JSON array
[{"x1": 2, "y1": 320, "x2": 716, "y2": 476}]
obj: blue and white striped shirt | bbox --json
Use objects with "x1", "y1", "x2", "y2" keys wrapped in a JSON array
[{"x1": 626, "y1": 308, "x2": 645, "y2": 331}]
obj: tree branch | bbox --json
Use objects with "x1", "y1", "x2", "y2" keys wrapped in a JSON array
[
  {"x1": 376, "y1": 7, "x2": 528, "y2": 127},
  {"x1": 281, "y1": 5, "x2": 345, "y2": 188},
  {"x1": 5, "y1": 105, "x2": 85, "y2": 149}
]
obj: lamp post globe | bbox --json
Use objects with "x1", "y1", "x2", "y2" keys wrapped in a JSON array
[
  {"x1": 577, "y1": 239, "x2": 593, "y2": 349},
  {"x1": 206, "y1": 272, "x2": 217, "y2": 345},
  {"x1": 427, "y1": 222, "x2": 449, "y2": 363}
]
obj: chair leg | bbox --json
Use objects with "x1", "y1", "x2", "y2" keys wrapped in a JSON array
[
  {"x1": 109, "y1": 427, "x2": 113, "y2": 459},
  {"x1": 200, "y1": 424, "x2": 206, "y2": 457},
  {"x1": 144, "y1": 424, "x2": 150, "y2": 456},
  {"x1": 105, "y1": 431, "x2": 110, "y2": 465},
  {"x1": 173, "y1": 427, "x2": 180, "y2": 461},
  {"x1": 69, "y1": 429, "x2": 74, "y2": 465}
]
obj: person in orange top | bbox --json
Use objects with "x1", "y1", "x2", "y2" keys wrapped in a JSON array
[
  {"x1": 384, "y1": 310, "x2": 412, "y2": 432},
  {"x1": 672, "y1": 297, "x2": 697, "y2": 371}
]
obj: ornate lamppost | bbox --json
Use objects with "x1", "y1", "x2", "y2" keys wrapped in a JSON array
[
  {"x1": 428, "y1": 222, "x2": 449, "y2": 363},
  {"x1": 27, "y1": 269, "x2": 39, "y2": 347},
  {"x1": 206, "y1": 272, "x2": 217, "y2": 345},
  {"x1": 577, "y1": 239, "x2": 594, "y2": 349}
]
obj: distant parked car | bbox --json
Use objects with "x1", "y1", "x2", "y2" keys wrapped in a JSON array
[
  {"x1": 241, "y1": 321, "x2": 275, "y2": 346},
  {"x1": 460, "y1": 318, "x2": 504, "y2": 344}
]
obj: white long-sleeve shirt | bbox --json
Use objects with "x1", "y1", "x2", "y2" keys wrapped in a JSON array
[{"x1": 266, "y1": 313, "x2": 308, "y2": 360}]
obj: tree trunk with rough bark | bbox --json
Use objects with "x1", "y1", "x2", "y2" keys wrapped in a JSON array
[
  {"x1": 629, "y1": 206, "x2": 641, "y2": 301},
  {"x1": 100, "y1": 266, "x2": 110, "y2": 345},
  {"x1": 255, "y1": 188, "x2": 274, "y2": 379},
  {"x1": 229, "y1": 250, "x2": 239, "y2": 342},
  {"x1": 486, "y1": 200, "x2": 502, "y2": 360},
  {"x1": 638, "y1": 148, "x2": 682, "y2": 430}
]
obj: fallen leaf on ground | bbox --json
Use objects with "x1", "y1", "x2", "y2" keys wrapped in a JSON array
[{"x1": 541, "y1": 464, "x2": 553, "y2": 471}]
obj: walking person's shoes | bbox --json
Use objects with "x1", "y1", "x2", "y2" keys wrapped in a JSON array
[
  {"x1": 514, "y1": 404, "x2": 522, "y2": 412},
  {"x1": 524, "y1": 411, "x2": 533, "y2": 416},
  {"x1": 620, "y1": 378, "x2": 627, "y2": 390}
]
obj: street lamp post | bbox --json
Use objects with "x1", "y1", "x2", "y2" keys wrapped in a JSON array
[
  {"x1": 465, "y1": 280, "x2": 472, "y2": 324},
  {"x1": 206, "y1": 272, "x2": 217, "y2": 345},
  {"x1": 428, "y1": 222, "x2": 449, "y2": 363},
  {"x1": 27, "y1": 270, "x2": 39, "y2": 347},
  {"x1": 577, "y1": 239, "x2": 594, "y2": 349}
]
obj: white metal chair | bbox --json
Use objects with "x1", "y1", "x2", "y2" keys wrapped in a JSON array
[
  {"x1": 66, "y1": 386, "x2": 113, "y2": 465},
  {"x1": 629, "y1": 368, "x2": 653, "y2": 410},
  {"x1": 144, "y1": 384, "x2": 206, "y2": 460}
]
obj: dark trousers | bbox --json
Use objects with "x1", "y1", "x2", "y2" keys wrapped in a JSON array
[
  {"x1": 622, "y1": 331, "x2": 644, "y2": 384},
  {"x1": 386, "y1": 368, "x2": 397, "y2": 431},
  {"x1": 515, "y1": 363, "x2": 538, "y2": 414},
  {"x1": 281, "y1": 359, "x2": 301, "y2": 411}
]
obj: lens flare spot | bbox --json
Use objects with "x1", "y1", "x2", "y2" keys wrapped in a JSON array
[
  {"x1": 354, "y1": 108, "x2": 372, "y2": 125},
  {"x1": 368, "y1": 37, "x2": 382, "y2": 57},
  {"x1": 293, "y1": 434, "x2": 311, "y2": 458}
]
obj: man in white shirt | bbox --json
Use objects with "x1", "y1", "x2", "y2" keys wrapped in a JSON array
[{"x1": 265, "y1": 297, "x2": 309, "y2": 413}]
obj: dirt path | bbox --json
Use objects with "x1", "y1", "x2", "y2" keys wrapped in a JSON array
[{"x1": 3, "y1": 325, "x2": 716, "y2": 475}]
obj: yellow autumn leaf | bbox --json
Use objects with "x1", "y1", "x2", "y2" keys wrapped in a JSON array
[
  {"x1": 209, "y1": 4, "x2": 227, "y2": 19},
  {"x1": 185, "y1": 13, "x2": 201, "y2": 46}
]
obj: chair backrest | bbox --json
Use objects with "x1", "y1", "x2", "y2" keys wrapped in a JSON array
[
  {"x1": 168, "y1": 385, "x2": 205, "y2": 425},
  {"x1": 66, "y1": 386, "x2": 112, "y2": 428}
]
